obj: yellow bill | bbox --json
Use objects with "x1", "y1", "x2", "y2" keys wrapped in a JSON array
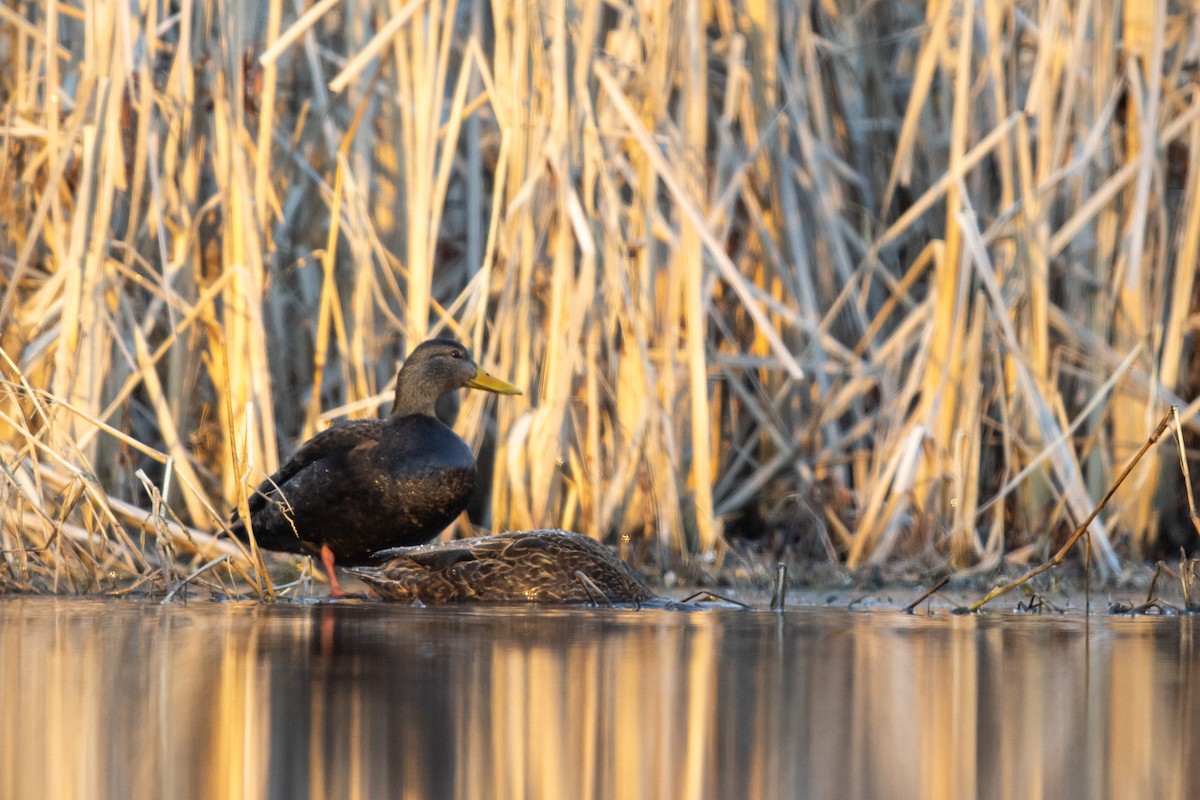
[{"x1": 467, "y1": 368, "x2": 522, "y2": 395}]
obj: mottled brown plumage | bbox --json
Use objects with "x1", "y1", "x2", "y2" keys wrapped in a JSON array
[
  {"x1": 350, "y1": 530, "x2": 656, "y2": 605},
  {"x1": 230, "y1": 339, "x2": 520, "y2": 594}
]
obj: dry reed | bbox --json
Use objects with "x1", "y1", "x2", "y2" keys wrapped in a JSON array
[{"x1": 1, "y1": 0, "x2": 1198, "y2": 595}]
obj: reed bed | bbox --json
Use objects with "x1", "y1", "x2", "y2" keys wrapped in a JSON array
[{"x1": 0, "y1": 0, "x2": 1198, "y2": 595}]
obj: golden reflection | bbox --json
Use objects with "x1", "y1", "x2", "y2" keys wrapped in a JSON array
[{"x1": 1, "y1": 600, "x2": 1199, "y2": 799}]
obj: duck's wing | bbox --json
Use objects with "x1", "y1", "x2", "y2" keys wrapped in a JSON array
[
  {"x1": 360, "y1": 532, "x2": 657, "y2": 604},
  {"x1": 402, "y1": 547, "x2": 478, "y2": 570},
  {"x1": 242, "y1": 420, "x2": 383, "y2": 514}
]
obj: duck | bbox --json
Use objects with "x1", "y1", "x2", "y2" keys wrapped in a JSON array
[
  {"x1": 349, "y1": 529, "x2": 656, "y2": 604},
  {"x1": 230, "y1": 338, "x2": 521, "y2": 595}
]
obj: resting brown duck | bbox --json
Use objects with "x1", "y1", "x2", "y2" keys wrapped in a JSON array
[
  {"x1": 230, "y1": 338, "x2": 521, "y2": 595},
  {"x1": 350, "y1": 530, "x2": 656, "y2": 604}
]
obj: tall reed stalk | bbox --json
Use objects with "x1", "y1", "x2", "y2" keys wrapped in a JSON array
[{"x1": 1, "y1": 0, "x2": 1197, "y2": 592}]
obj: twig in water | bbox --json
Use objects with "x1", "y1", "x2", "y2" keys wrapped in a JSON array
[
  {"x1": 1129, "y1": 599, "x2": 1182, "y2": 615},
  {"x1": 903, "y1": 576, "x2": 953, "y2": 613},
  {"x1": 770, "y1": 563, "x2": 788, "y2": 611},
  {"x1": 1014, "y1": 588, "x2": 1064, "y2": 614},
  {"x1": 1146, "y1": 560, "x2": 1166, "y2": 606},
  {"x1": 1180, "y1": 548, "x2": 1198, "y2": 610},
  {"x1": 677, "y1": 590, "x2": 752, "y2": 609},
  {"x1": 162, "y1": 555, "x2": 230, "y2": 604},
  {"x1": 1084, "y1": 531, "x2": 1091, "y2": 616},
  {"x1": 969, "y1": 409, "x2": 1173, "y2": 612}
]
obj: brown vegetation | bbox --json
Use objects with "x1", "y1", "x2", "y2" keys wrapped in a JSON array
[{"x1": 1, "y1": 1, "x2": 1198, "y2": 594}]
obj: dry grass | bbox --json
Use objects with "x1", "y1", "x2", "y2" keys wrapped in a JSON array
[{"x1": 1, "y1": 0, "x2": 1198, "y2": 595}]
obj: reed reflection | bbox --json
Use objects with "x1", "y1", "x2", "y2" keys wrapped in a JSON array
[{"x1": 1, "y1": 599, "x2": 1198, "y2": 800}]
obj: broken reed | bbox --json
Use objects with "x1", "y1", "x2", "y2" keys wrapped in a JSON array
[{"x1": 0, "y1": 0, "x2": 1198, "y2": 594}]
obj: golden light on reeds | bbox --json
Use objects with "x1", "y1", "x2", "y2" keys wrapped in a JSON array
[{"x1": 1, "y1": 0, "x2": 1198, "y2": 590}]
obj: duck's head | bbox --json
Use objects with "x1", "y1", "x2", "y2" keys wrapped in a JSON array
[{"x1": 390, "y1": 338, "x2": 521, "y2": 418}]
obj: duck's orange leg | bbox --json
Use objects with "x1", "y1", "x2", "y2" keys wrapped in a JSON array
[{"x1": 320, "y1": 545, "x2": 351, "y2": 597}]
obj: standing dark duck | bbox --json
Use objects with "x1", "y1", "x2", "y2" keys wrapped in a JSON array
[{"x1": 230, "y1": 338, "x2": 521, "y2": 595}]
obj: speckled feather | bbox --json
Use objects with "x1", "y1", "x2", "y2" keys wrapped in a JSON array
[{"x1": 349, "y1": 530, "x2": 656, "y2": 604}]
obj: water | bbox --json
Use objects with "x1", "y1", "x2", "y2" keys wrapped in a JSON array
[{"x1": 1, "y1": 597, "x2": 1197, "y2": 800}]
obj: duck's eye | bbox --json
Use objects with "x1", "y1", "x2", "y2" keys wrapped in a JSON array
[{"x1": 450, "y1": 349, "x2": 464, "y2": 359}]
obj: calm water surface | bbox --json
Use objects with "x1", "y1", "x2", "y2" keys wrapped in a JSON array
[{"x1": 1, "y1": 597, "x2": 1197, "y2": 800}]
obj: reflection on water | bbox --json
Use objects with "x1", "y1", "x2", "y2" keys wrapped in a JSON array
[{"x1": 1, "y1": 598, "x2": 1198, "y2": 800}]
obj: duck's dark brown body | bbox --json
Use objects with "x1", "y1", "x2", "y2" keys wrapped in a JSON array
[
  {"x1": 351, "y1": 530, "x2": 656, "y2": 604},
  {"x1": 235, "y1": 414, "x2": 476, "y2": 564},
  {"x1": 228, "y1": 339, "x2": 521, "y2": 591}
]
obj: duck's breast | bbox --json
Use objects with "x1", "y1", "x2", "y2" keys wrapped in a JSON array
[{"x1": 352, "y1": 415, "x2": 478, "y2": 546}]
